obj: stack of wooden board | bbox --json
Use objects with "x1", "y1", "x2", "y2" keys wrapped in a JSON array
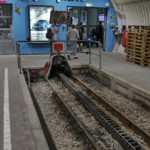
[{"x1": 126, "y1": 26, "x2": 150, "y2": 66}]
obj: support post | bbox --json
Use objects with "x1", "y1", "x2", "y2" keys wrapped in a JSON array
[
  {"x1": 99, "y1": 41, "x2": 101, "y2": 70},
  {"x1": 17, "y1": 42, "x2": 22, "y2": 74},
  {"x1": 89, "y1": 41, "x2": 91, "y2": 65}
]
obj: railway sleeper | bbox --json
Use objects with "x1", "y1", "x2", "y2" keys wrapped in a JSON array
[{"x1": 58, "y1": 74, "x2": 143, "y2": 150}]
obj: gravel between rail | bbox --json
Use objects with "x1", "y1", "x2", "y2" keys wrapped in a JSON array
[
  {"x1": 31, "y1": 77, "x2": 124, "y2": 150},
  {"x1": 76, "y1": 73, "x2": 150, "y2": 149}
]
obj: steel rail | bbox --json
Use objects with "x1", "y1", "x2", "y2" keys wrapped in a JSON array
[
  {"x1": 74, "y1": 76, "x2": 150, "y2": 147},
  {"x1": 58, "y1": 74, "x2": 143, "y2": 150},
  {"x1": 29, "y1": 88, "x2": 58, "y2": 150},
  {"x1": 45, "y1": 77, "x2": 102, "y2": 150}
]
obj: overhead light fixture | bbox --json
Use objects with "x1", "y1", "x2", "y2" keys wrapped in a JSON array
[
  {"x1": 56, "y1": 0, "x2": 61, "y2": 3},
  {"x1": 86, "y1": 3, "x2": 93, "y2": 7}
]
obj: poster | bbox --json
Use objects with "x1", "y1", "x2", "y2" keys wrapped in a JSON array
[
  {"x1": 29, "y1": 6, "x2": 53, "y2": 41},
  {"x1": 0, "y1": 0, "x2": 6, "y2": 3}
]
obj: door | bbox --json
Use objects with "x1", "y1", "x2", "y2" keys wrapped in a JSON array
[
  {"x1": 0, "y1": 4, "x2": 14, "y2": 54},
  {"x1": 67, "y1": 6, "x2": 107, "y2": 51}
]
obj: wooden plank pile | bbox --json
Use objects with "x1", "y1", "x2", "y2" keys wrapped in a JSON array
[{"x1": 126, "y1": 25, "x2": 150, "y2": 66}]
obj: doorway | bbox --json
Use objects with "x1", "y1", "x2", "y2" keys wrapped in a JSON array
[
  {"x1": 0, "y1": 4, "x2": 14, "y2": 54},
  {"x1": 67, "y1": 7, "x2": 107, "y2": 51}
]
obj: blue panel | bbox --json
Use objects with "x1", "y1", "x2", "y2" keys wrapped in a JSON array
[
  {"x1": 5, "y1": 0, "x2": 117, "y2": 54},
  {"x1": 106, "y1": 7, "x2": 117, "y2": 52},
  {"x1": 19, "y1": 43, "x2": 50, "y2": 54}
]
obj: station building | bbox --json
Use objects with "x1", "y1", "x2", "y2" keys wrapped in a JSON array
[
  {"x1": 0, "y1": 0, "x2": 118, "y2": 54},
  {"x1": 0, "y1": 1, "x2": 150, "y2": 150},
  {"x1": 1, "y1": 0, "x2": 150, "y2": 55}
]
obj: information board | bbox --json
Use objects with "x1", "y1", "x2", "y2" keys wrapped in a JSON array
[{"x1": 29, "y1": 5, "x2": 53, "y2": 41}]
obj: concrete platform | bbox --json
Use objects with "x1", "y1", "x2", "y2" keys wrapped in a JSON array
[
  {"x1": 0, "y1": 57, "x2": 49, "y2": 150},
  {"x1": 0, "y1": 50, "x2": 150, "y2": 150}
]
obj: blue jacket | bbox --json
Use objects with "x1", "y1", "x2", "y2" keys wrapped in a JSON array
[{"x1": 86, "y1": 36, "x2": 93, "y2": 45}]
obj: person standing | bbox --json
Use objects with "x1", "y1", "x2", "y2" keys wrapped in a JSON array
[
  {"x1": 86, "y1": 33, "x2": 93, "y2": 54},
  {"x1": 96, "y1": 21, "x2": 103, "y2": 47},
  {"x1": 77, "y1": 22, "x2": 86, "y2": 51},
  {"x1": 67, "y1": 24, "x2": 79, "y2": 59},
  {"x1": 46, "y1": 22, "x2": 59, "y2": 53},
  {"x1": 50, "y1": 22, "x2": 59, "y2": 41}
]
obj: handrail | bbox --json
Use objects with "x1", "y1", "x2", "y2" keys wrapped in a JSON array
[{"x1": 16, "y1": 39, "x2": 102, "y2": 74}]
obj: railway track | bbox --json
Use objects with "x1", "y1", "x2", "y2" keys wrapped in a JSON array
[
  {"x1": 55, "y1": 73, "x2": 144, "y2": 150},
  {"x1": 45, "y1": 76, "x2": 124, "y2": 150},
  {"x1": 73, "y1": 76, "x2": 150, "y2": 147},
  {"x1": 26, "y1": 70, "x2": 150, "y2": 150},
  {"x1": 45, "y1": 78, "x2": 101, "y2": 150}
]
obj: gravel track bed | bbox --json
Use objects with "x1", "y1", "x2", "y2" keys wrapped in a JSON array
[
  {"x1": 76, "y1": 74, "x2": 150, "y2": 149},
  {"x1": 76, "y1": 74, "x2": 150, "y2": 133},
  {"x1": 50, "y1": 78, "x2": 123, "y2": 150},
  {"x1": 31, "y1": 78, "x2": 94, "y2": 150}
]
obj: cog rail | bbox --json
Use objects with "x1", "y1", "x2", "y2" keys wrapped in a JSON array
[
  {"x1": 73, "y1": 76, "x2": 150, "y2": 147},
  {"x1": 58, "y1": 73, "x2": 143, "y2": 150},
  {"x1": 45, "y1": 77, "x2": 102, "y2": 150}
]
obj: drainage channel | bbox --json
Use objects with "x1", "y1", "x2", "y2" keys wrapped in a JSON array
[{"x1": 58, "y1": 73, "x2": 143, "y2": 150}]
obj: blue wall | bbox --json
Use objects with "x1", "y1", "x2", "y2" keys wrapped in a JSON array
[
  {"x1": 4, "y1": 0, "x2": 117, "y2": 54},
  {"x1": 106, "y1": 7, "x2": 118, "y2": 52}
]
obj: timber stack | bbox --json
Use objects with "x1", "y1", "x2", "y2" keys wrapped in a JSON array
[{"x1": 126, "y1": 25, "x2": 150, "y2": 66}]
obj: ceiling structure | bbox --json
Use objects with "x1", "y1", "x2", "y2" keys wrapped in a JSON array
[
  {"x1": 111, "y1": 0, "x2": 150, "y2": 27},
  {"x1": 110, "y1": 0, "x2": 150, "y2": 54}
]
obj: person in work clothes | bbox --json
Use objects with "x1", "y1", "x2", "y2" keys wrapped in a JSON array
[{"x1": 67, "y1": 24, "x2": 79, "y2": 59}]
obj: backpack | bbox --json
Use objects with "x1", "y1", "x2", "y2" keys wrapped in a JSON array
[{"x1": 46, "y1": 28, "x2": 52, "y2": 39}]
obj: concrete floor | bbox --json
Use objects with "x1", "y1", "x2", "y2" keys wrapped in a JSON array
[{"x1": 16, "y1": 50, "x2": 150, "y2": 91}]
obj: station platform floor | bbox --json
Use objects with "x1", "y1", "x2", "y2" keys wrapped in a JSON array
[{"x1": 0, "y1": 50, "x2": 150, "y2": 150}]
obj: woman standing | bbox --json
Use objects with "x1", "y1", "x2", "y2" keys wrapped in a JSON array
[{"x1": 77, "y1": 22, "x2": 86, "y2": 52}]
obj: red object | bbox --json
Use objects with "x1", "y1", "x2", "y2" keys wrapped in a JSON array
[
  {"x1": 0, "y1": 0, "x2": 6, "y2": 3},
  {"x1": 122, "y1": 30, "x2": 127, "y2": 47},
  {"x1": 53, "y1": 43, "x2": 64, "y2": 51},
  {"x1": 32, "y1": 70, "x2": 38, "y2": 74}
]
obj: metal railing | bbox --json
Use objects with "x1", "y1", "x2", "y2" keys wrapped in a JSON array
[{"x1": 16, "y1": 40, "x2": 102, "y2": 74}]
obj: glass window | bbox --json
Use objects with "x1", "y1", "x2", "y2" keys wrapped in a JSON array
[
  {"x1": 80, "y1": 8, "x2": 87, "y2": 25},
  {"x1": 68, "y1": 7, "x2": 78, "y2": 25},
  {"x1": 0, "y1": 4, "x2": 13, "y2": 40},
  {"x1": 0, "y1": 5, "x2": 12, "y2": 16},
  {"x1": 0, "y1": 17, "x2": 12, "y2": 28},
  {"x1": 89, "y1": 8, "x2": 97, "y2": 26}
]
